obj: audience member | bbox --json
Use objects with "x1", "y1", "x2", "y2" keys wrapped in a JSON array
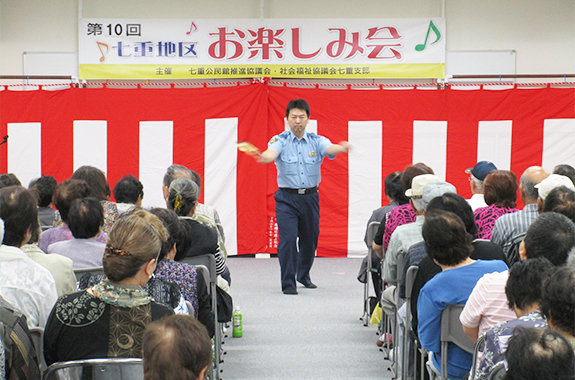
[
  {"x1": 149, "y1": 207, "x2": 214, "y2": 337},
  {"x1": 47, "y1": 197, "x2": 106, "y2": 269},
  {"x1": 21, "y1": 224, "x2": 76, "y2": 297},
  {"x1": 534, "y1": 173, "x2": 575, "y2": 213},
  {"x1": 0, "y1": 173, "x2": 21, "y2": 188},
  {"x1": 380, "y1": 177, "x2": 447, "y2": 329},
  {"x1": 543, "y1": 185, "x2": 575, "y2": 222},
  {"x1": 373, "y1": 162, "x2": 434, "y2": 255},
  {"x1": 504, "y1": 328, "x2": 575, "y2": 380},
  {"x1": 359, "y1": 171, "x2": 404, "y2": 300},
  {"x1": 70, "y1": 165, "x2": 119, "y2": 233},
  {"x1": 474, "y1": 170, "x2": 519, "y2": 239},
  {"x1": 465, "y1": 161, "x2": 497, "y2": 211},
  {"x1": 520, "y1": 212, "x2": 575, "y2": 266},
  {"x1": 0, "y1": 186, "x2": 57, "y2": 328},
  {"x1": 44, "y1": 211, "x2": 174, "y2": 365},
  {"x1": 553, "y1": 164, "x2": 575, "y2": 186},
  {"x1": 417, "y1": 209, "x2": 508, "y2": 379},
  {"x1": 143, "y1": 314, "x2": 212, "y2": 380},
  {"x1": 475, "y1": 258, "x2": 554, "y2": 380},
  {"x1": 168, "y1": 178, "x2": 231, "y2": 285},
  {"x1": 540, "y1": 266, "x2": 575, "y2": 350},
  {"x1": 113, "y1": 174, "x2": 144, "y2": 215},
  {"x1": 39, "y1": 179, "x2": 107, "y2": 252},
  {"x1": 491, "y1": 166, "x2": 548, "y2": 263},
  {"x1": 0, "y1": 295, "x2": 41, "y2": 380},
  {"x1": 163, "y1": 164, "x2": 228, "y2": 258},
  {"x1": 28, "y1": 175, "x2": 58, "y2": 231},
  {"x1": 409, "y1": 193, "x2": 507, "y2": 335}
]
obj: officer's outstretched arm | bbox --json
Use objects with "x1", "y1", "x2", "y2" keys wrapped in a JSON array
[
  {"x1": 326, "y1": 141, "x2": 351, "y2": 156},
  {"x1": 256, "y1": 148, "x2": 278, "y2": 164}
]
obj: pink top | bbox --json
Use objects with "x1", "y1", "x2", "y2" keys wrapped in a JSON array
[
  {"x1": 383, "y1": 203, "x2": 416, "y2": 251},
  {"x1": 474, "y1": 204, "x2": 519, "y2": 240},
  {"x1": 460, "y1": 270, "x2": 516, "y2": 337}
]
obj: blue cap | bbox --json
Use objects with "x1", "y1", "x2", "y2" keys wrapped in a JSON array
[{"x1": 465, "y1": 161, "x2": 497, "y2": 181}]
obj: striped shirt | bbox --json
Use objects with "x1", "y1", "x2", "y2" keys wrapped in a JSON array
[
  {"x1": 460, "y1": 270, "x2": 517, "y2": 337},
  {"x1": 491, "y1": 203, "x2": 539, "y2": 257}
]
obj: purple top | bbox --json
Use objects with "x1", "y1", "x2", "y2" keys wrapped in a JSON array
[
  {"x1": 154, "y1": 259, "x2": 199, "y2": 319},
  {"x1": 38, "y1": 223, "x2": 108, "y2": 253},
  {"x1": 474, "y1": 204, "x2": 519, "y2": 240},
  {"x1": 383, "y1": 204, "x2": 416, "y2": 251}
]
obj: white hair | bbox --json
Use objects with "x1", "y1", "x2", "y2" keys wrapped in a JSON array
[{"x1": 472, "y1": 174, "x2": 484, "y2": 191}]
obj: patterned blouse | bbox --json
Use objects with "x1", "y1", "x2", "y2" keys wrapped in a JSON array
[
  {"x1": 383, "y1": 204, "x2": 417, "y2": 251},
  {"x1": 475, "y1": 311, "x2": 546, "y2": 380},
  {"x1": 474, "y1": 204, "x2": 519, "y2": 240}
]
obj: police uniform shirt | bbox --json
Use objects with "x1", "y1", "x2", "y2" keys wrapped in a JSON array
[{"x1": 268, "y1": 130, "x2": 335, "y2": 189}]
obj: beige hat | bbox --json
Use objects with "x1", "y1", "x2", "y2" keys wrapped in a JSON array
[
  {"x1": 405, "y1": 174, "x2": 441, "y2": 198},
  {"x1": 534, "y1": 174, "x2": 575, "y2": 200}
]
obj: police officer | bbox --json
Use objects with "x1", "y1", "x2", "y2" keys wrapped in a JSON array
[{"x1": 245, "y1": 99, "x2": 350, "y2": 294}]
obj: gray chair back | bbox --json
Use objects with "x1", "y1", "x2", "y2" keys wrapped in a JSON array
[
  {"x1": 43, "y1": 358, "x2": 143, "y2": 380},
  {"x1": 29, "y1": 327, "x2": 47, "y2": 374},
  {"x1": 73, "y1": 267, "x2": 104, "y2": 282},
  {"x1": 439, "y1": 304, "x2": 475, "y2": 379}
]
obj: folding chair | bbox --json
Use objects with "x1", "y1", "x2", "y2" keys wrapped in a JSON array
[
  {"x1": 362, "y1": 221, "x2": 380, "y2": 326},
  {"x1": 73, "y1": 266, "x2": 104, "y2": 282},
  {"x1": 487, "y1": 362, "x2": 506, "y2": 380},
  {"x1": 438, "y1": 304, "x2": 475, "y2": 380},
  {"x1": 29, "y1": 327, "x2": 47, "y2": 374},
  {"x1": 470, "y1": 334, "x2": 486, "y2": 380},
  {"x1": 43, "y1": 358, "x2": 143, "y2": 380},
  {"x1": 181, "y1": 255, "x2": 220, "y2": 380},
  {"x1": 401, "y1": 265, "x2": 419, "y2": 380}
]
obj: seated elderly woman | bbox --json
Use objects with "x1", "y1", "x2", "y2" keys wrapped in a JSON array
[
  {"x1": 43, "y1": 211, "x2": 174, "y2": 365},
  {"x1": 39, "y1": 179, "x2": 107, "y2": 252},
  {"x1": 70, "y1": 165, "x2": 119, "y2": 233},
  {"x1": 474, "y1": 170, "x2": 519, "y2": 239},
  {"x1": 148, "y1": 207, "x2": 214, "y2": 337},
  {"x1": 168, "y1": 178, "x2": 231, "y2": 285},
  {"x1": 417, "y1": 209, "x2": 508, "y2": 379}
]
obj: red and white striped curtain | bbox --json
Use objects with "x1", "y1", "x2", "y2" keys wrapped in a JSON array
[{"x1": 1, "y1": 84, "x2": 573, "y2": 257}]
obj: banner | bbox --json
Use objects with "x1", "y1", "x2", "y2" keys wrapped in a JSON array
[
  {"x1": 79, "y1": 18, "x2": 445, "y2": 79},
  {"x1": 1, "y1": 84, "x2": 573, "y2": 257}
]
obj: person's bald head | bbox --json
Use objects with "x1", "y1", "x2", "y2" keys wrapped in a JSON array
[{"x1": 520, "y1": 166, "x2": 549, "y2": 204}]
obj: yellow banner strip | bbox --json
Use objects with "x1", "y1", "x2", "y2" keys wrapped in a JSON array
[{"x1": 80, "y1": 63, "x2": 445, "y2": 80}]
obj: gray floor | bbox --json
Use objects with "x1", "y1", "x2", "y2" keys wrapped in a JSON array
[{"x1": 220, "y1": 256, "x2": 394, "y2": 380}]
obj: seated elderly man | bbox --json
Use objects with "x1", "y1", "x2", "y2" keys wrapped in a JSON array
[
  {"x1": 474, "y1": 258, "x2": 554, "y2": 380},
  {"x1": 143, "y1": 315, "x2": 212, "y2": 380},
  {"x1": 418, "y1": 209, "x2": 507, "y2": 379},
  {"x1": 465, "y1": 161, "x2": 497, "y2": 211}
]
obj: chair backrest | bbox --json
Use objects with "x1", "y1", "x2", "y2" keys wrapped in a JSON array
[
  {"x1": 366, "y1": 221, "x2": 380, "y2": 268},
  {"x1": 470, "y1": 333, "x2": 486, "y2": 380},
  {"x1": 29, "y1": 327, "x2": 47, "y2": 374},
  {"x1": 181, "y1": 255, "x2": 217, "y2": 283},
  {"x1": 74, "y1": 266, "x2": 104, "y2": 282},
  {"x1": 405, "y1": 265, "x2": 419, "y2": 298},
  {"x1": 195, "y1": 265, "x2": 211, "y2": 295},
  {"x1": 487, "y1": 362, "x2": 506, "y2": 380},
  {"x1": 440, "y1": 304, "x2": 475, "y2": 379},
  {"x1": 43, "y1": 358, "x2": 144, "y2": 380}
]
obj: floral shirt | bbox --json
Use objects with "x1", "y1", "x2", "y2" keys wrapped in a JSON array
[
  {"x1": 474, "y1": 204, "x2": 519, "y2": 240},
  {"x1": 475, "y1": 311, "x2": 547, "y2": 380},
  {"x1": 154, "y1": 259, "x2": 199, "y2": 318},
  {"x1": 383, "y1": 204, "x2": 416, "y2": 251}
]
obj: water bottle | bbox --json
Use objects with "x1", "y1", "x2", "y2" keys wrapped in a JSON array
[{"x1": 232, "y1": 306, "x2": 242, "y2": 338}]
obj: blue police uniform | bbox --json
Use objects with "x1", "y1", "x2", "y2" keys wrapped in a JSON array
[{"x1": 268, "y1": 129, "x2": 335, "y2": 292}]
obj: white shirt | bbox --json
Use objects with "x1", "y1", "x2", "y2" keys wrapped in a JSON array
[
  {"x1": 467, "y1": 193, "x2": 487, "y2": 211},
  {"x1": 0, "y1": 244, "x2": 58, "y2": 329}
]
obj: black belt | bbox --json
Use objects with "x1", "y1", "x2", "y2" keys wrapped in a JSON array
[{"x1": 280, "y1": 186, "x2": 318, "y2": 194}]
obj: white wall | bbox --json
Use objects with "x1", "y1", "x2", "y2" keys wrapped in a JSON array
[{"x1": 0, "y1": 0, "x2": 574, "y2": 78}]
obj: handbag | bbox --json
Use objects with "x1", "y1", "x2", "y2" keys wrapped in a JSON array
[{"x1": 216, "y1": 285, "x2": 233, "y2": 322}]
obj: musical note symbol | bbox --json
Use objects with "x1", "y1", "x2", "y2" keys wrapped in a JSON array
[
  {"x1": 186, "y1": 22, "x2": 198, "y2": 35},
  {"x1": 415, "y1": 20, "x2": 441, "y2": 52},
  {"x1": 96, "y1": 41, "x2": 109, "y2": 63}
]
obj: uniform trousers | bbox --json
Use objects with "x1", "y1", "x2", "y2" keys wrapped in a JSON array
[{"x1": 274, "y1": 188, "x2": 319, "y2": 291}]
